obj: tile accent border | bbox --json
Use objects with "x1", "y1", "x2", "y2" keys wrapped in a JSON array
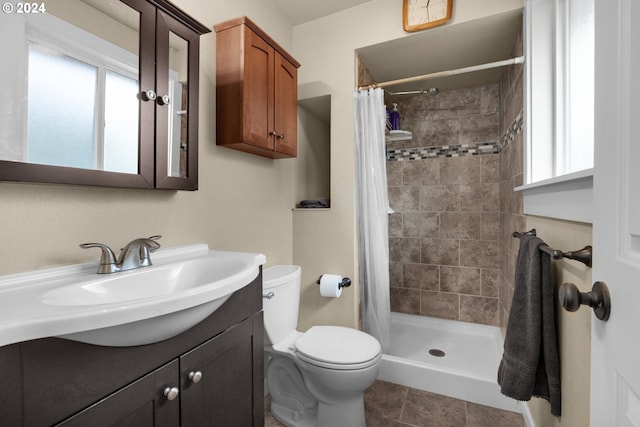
[
  {"x1": 499, "y1": 111, "x2": 523, "y2": 152},
  {"x1": 387, "y1": 142, "x2": 500, "y2": 161},
  {"x1": 386, "y1": 111, "x2": 523, "y2": 162}
]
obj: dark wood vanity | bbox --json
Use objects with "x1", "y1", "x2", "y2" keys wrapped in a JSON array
[{"x1": 0, "y1": 273, "x2": 264, "y2": 427}]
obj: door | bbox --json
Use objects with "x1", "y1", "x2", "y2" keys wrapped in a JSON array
[
  {"x1": 180, "y1": 316, "x2": 261, "y2": 426},
  {"x1": 155, "y1": 10, "x2": 201, "y2": 190},
  {"x1": 244, "y1": 29, "x2": 275, "y2": 151},
  {"x1": 591, "y1": 0, "x2": 640, "y2": 424},
  {"x1": 56, "y1": 359, "x2": 180, "y2": 427},
  {"x1": 273, "y1": 52, "x2": 298, "y2": 157}
]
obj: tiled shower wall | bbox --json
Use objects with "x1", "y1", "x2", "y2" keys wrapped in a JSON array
[
  {"x1": 498, "y1": 27, "x2": 525, "y2": 332},
  {"x1": 385, "y1": 25, "x2": 524, "y2": 329},
  {"x1": 386, "y1": 85, "x2": 502, "y2": 325}
]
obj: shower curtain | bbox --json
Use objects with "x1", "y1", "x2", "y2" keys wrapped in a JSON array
[{"x1": 353, "y1": 88, "x2": 391, "y2": 352}]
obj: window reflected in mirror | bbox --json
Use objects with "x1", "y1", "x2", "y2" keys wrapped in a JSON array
[
  {"x1": 104, "y1": 70, "x2": 139, "y2": 173},
  {"x1": 0, "y1": 0, "x2": 141, "y2": 174},
  {"x1": 27, "y1": 43, "x2": 98, "y2": 170}
]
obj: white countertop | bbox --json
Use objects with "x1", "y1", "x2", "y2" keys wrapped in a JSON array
[{"x1": 0, "y1": 244, "x2": 266, "y2": 348}]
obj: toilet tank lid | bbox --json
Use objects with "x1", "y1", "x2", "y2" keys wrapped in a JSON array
[{"x1": 263, "y1": 265, "x2": 301, "y2": 289}]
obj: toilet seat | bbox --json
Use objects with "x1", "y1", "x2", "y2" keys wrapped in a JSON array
[{"x1": 294, "y1": 326, "x2": 381, "y2": 370}]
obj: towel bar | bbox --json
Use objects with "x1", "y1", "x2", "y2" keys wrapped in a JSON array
[{"x1": 512, "y1": 229, "x2": 592, "y2": 268}]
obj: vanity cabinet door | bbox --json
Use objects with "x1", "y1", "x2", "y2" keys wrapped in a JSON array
[
  {"x1": 0, "y1": 344, "x2": 22, "y2": 426},
  {"x1": 56, "y1": 359, "x2": 180, "y2": 427},
  {"x1": 215, "y1": 16, "x2": 300, "y2": 159},
  {"x1": 180, "y1": 313, "x2": 264, "y2": 426}
]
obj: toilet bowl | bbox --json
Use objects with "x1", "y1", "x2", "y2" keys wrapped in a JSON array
[{"x1": 262, "y1": 265, "x2": 381, "y2": 427}]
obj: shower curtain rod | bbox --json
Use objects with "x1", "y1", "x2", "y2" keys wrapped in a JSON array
[{"x1": 357, "y1": 56, "x2": 525, "y2": 92}]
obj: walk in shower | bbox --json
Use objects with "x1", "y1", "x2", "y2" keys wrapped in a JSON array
[{"x1": 355, "y1": 17, "x2": 525, "y2": 412}]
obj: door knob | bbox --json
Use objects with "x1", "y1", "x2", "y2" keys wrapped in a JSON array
[{"x1": 559, "y1": 281, "x2": 611, "y2": 321}]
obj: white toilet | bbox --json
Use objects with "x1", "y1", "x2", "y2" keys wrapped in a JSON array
[{"x1": 262, "y1": 265, "x2": 382, "y2": 427}]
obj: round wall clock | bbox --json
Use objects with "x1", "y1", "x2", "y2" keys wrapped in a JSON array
[{"x1": 403, "y1": 0, "x2": 453, "y2": 32}]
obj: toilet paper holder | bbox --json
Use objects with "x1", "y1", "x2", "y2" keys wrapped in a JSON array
[{"x1": 316, "y1": 275, "x2": 351, "y2": 289}]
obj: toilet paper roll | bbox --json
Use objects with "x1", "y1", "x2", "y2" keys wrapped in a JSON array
[{"x1": 319, "y1": 274, "x2": 343, "y2": 298}]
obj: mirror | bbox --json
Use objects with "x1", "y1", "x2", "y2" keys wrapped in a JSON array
[
  {"x1": 0, "y1": 0, "x2": 142, "y2": 175},
  {"x1": 167, "y1": 31, "x2": 189, "y2": 178},
  {"x1": 0, "y1": 0, "x2": 207, "y2": 189}
]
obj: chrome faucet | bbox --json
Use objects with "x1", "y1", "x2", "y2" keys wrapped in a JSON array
[{"x1": 80, "y1": 236, "x2": 162, "y2": 274}]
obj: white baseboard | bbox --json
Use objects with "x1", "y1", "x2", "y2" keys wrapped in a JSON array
[{"x1": 520, "y1": 401, "x2": 536, "y2": 427}]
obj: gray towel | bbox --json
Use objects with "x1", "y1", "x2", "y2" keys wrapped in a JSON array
[
  {"x1": 497, "y1": 235, "x2": 561, "y2": 416},
  {"x1": 298, "y1": 198, "x2": 330, "y2": 208}
]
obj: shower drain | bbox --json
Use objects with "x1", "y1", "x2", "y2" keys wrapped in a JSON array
[{"x1": 428, "y1": 349, "x2": 446, "y2": 357}]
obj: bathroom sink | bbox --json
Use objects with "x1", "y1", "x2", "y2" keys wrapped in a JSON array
[
  {"x1": 0, "y1": 244, "x2": 266, "y2": 347},
  {"x1": 41, "y1": 257, "x2": 249, "y2": 307}
]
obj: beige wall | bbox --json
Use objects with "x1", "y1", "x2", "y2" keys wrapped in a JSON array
[
  {"x1": 525, "y1": 216, "x2": 592, "y2": 427},
  {"x1": 0, "y1": 0, "x2": 298, "y2": 277}
]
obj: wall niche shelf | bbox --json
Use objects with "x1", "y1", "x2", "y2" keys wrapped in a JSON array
[{"x1": 386, "y1": 130, "x2": 412, "y2": 142}]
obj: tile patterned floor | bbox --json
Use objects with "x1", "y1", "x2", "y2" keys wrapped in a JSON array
[{"x1": 265, "y1": 380, "x2": 526, "y2": 427}]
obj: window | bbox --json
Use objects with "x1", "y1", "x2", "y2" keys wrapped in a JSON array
[
  {"x1": 525, "y1": 0, "x2": 594, "y2": 183},
  {"x1": 520, "y1": 0, "x2": 594, "y2": 223}
]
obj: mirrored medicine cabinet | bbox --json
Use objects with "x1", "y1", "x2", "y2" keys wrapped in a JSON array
[{"x1": 0, "y1": 0, "x2": 209, "y2": 190}]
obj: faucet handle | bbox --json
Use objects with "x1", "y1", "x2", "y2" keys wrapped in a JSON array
[
  {"x1": 137, "y1": 236, "x2": 161, "y2": 267},
  {"x1": 80, "y1": 243, "x2": 118, "y2": 274},
  {"x1": 146, "y1": 235, "x2": 162, "y2": 251}
]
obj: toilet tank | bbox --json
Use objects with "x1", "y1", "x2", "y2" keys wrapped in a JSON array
[{"x1": 262, "y1": 265, "x2": 301, "y2": 346}]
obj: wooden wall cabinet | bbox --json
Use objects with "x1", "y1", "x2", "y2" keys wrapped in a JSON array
[
  {"x1": 215, "y1": 17, "x2": 301, "y2": 159},
  {"x1": 0, "y1": 274, "x2": 264, "y2": 427}
]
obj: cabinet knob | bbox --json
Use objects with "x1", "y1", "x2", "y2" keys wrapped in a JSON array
[
  {"x1": 141, "y1": 90, "x2": 157, "y2": 102},
  {"x1": 269, "y1": 130, "x2": 278, "y2": 137},
  {"x1": 277, "y1": 133, "x2": 285, "y2": 140},
  {"x1": 158, "y1": 94, "x2": 171, "y2": 106},
  {"x1": 189, "y1": 371, "x2": 203, "y2": 384},
  {"x1": 163, "y1": 386, "x2": 179, "y2": 401}
]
